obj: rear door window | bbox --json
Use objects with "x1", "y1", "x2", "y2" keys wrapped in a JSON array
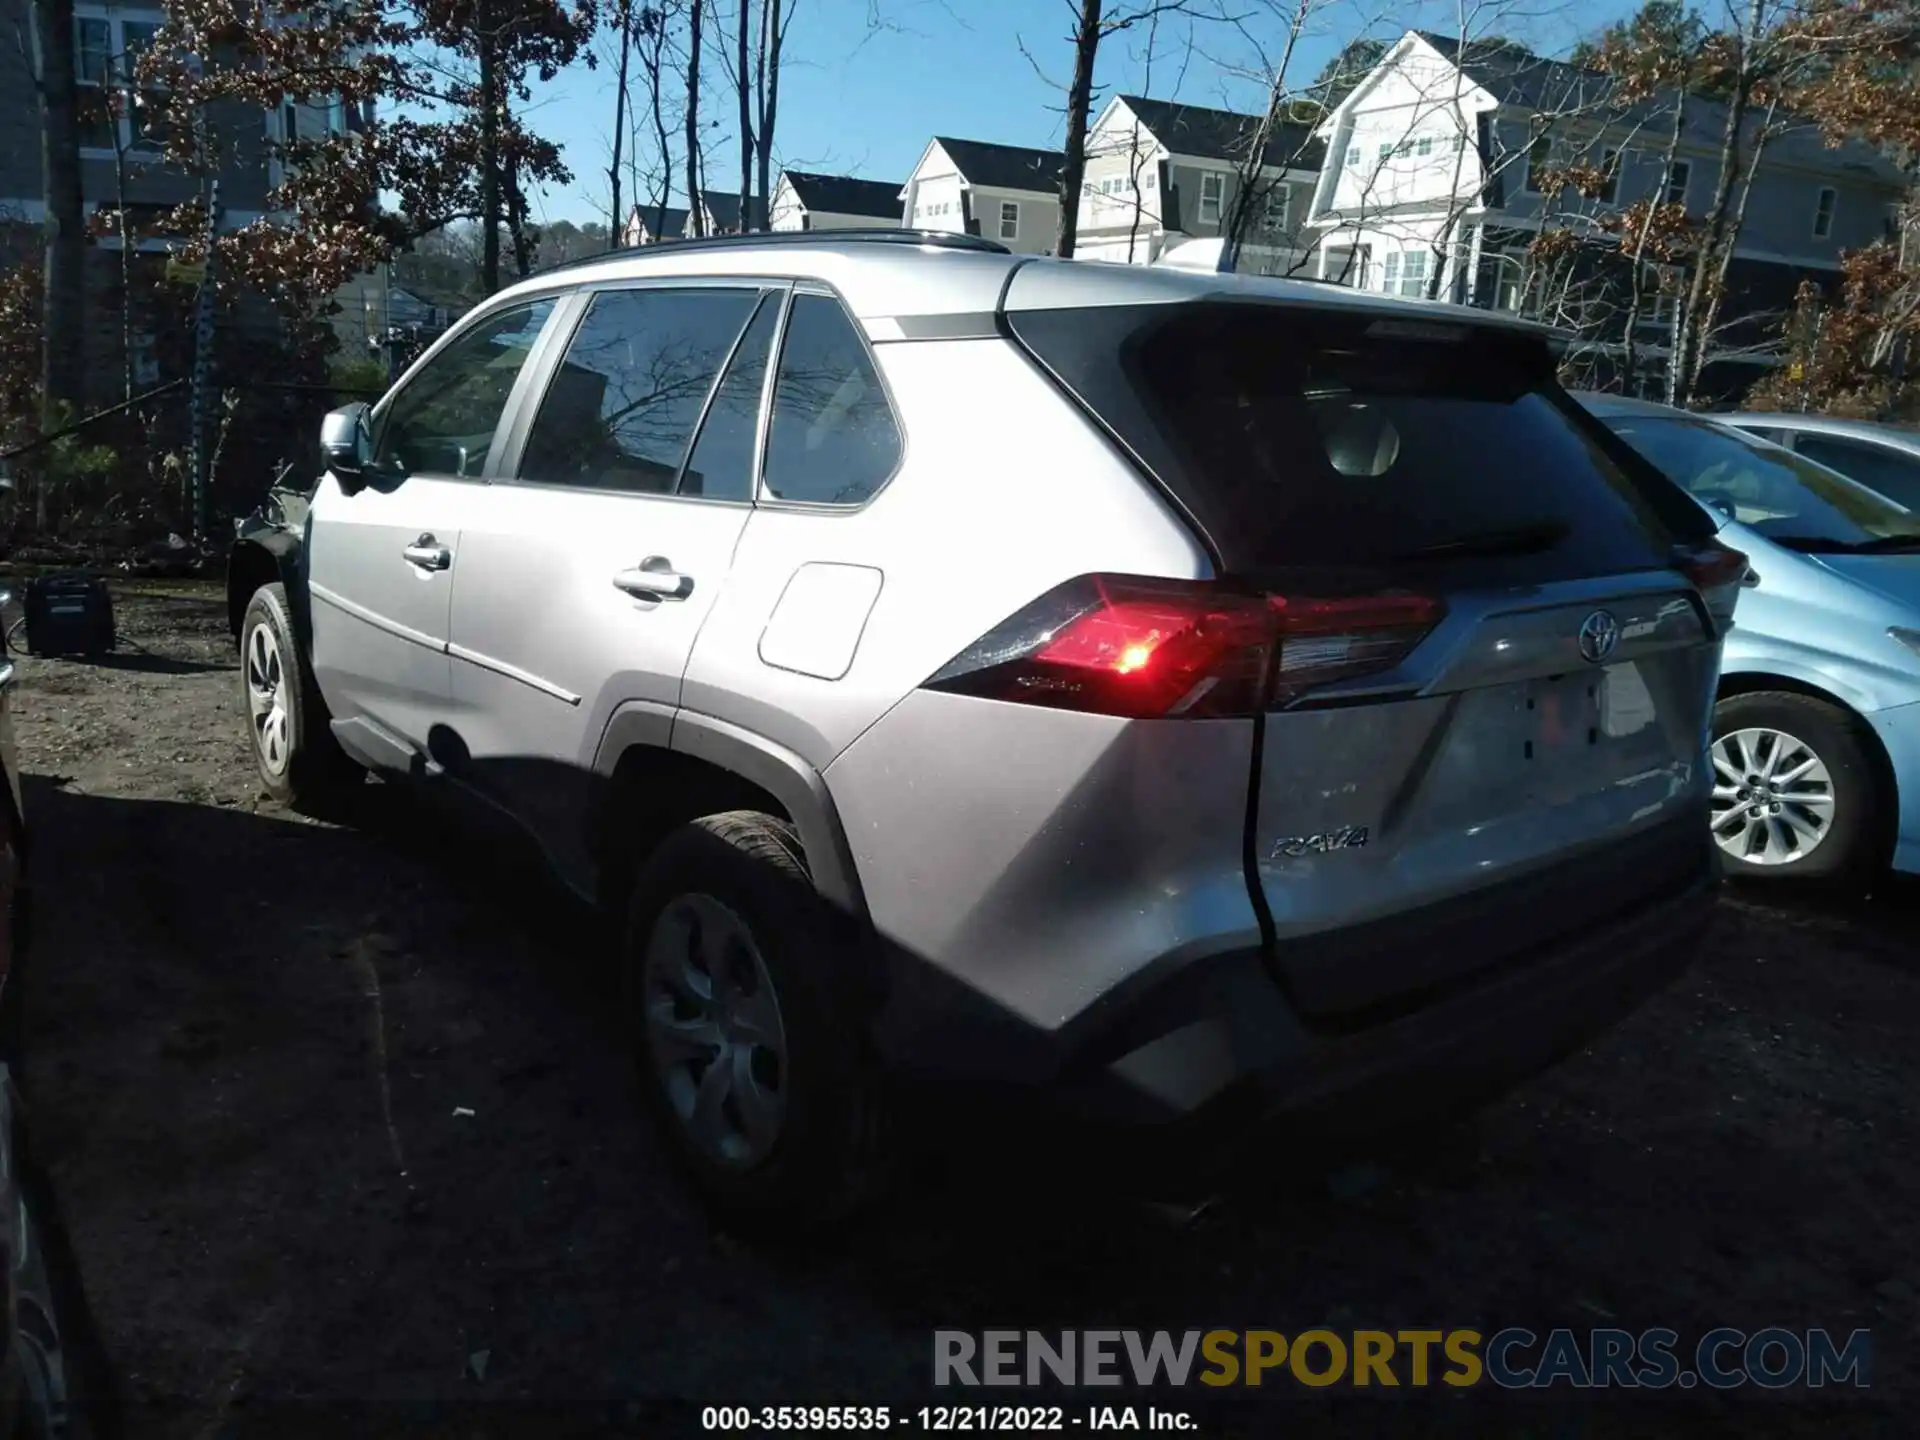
[
  {"x1": 1007, "y1": 301, "x2": 1711, "y2": 582},
  {"x1": 518, "y1": 286, "x2": 763, "y2": 494}
]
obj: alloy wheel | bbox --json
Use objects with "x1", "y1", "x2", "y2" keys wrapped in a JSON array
[
  {"x1": 244, "y1": 621, "x2": 292, "y2": 779},
  {"x1": 1710, "y1": 726, "x2": 1836, "y2": 866}
]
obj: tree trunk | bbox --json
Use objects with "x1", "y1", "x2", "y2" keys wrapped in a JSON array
[
  {"x1": 1671, "y1": 0, "x2": 1761, "y2": 407},
  {"x1": 1621, "y1": 98, "x2": 1688, "y2": 392},
  {"x1": 32, "y1": 0, "x2": 87, "y2": 417},
  {"x1": 736, "y1": 0, "x2": 752, "y2": 230},
  {"x1": 608, "y1": 0, "x2": 632, "y2": 247},
  {"x1": 643, "y1": 24, "x2": 673, "y2": 241},
  {"x1": 685, "y1": 0, "x2": 706, "y2": 236},
  {"x1": 1054, "y1": 0, "x2": 1102, "y2": 259},
  {"x1": 753, "y1": 0, "x2": 775, "y2": 225},
  {"x1": 1689, "y1": 108, "x2": 1774, "y2": 397},
  {"x1": 479, "y1": 26, "x2": 501, "y2": 291}
]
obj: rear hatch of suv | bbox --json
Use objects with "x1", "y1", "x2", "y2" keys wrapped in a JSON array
[{"x1": 1002, "y1": 283, "x2": 1735, "y2": 1020}]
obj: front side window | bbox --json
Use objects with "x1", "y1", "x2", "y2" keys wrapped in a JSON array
[
  {"x1": 1199, "y1": 172, "x2": 1224, "y2": 224},
  {"x1": 762, "y1": 293, "x2": 901, "y2": 506},
  {"x1": 518, "y1": 287, "x2": 763, "y2": 494},
  {"x1": 375, "y1": 299, "x2": 556, "y2": 479},
  {"x1": 1604, "y1": 415, "x2": 1920, "y2": 549}
]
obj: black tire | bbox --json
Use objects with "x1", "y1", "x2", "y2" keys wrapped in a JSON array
[
  {"x1": 238, "y1": 584, "x2": 361, "y2": 813},
  {"x1": 623, "y1": 811, "x2": 888, "y2": 1232},
  {"x1": 1711, "y1": 690, "x2": 1883, "y2": 882}
]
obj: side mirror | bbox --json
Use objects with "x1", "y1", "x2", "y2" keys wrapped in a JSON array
[{"x1": 320, "y1": 403, "x2": 376, "y2": 493}]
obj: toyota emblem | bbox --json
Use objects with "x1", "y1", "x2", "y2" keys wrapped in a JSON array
[{"x1": 1578, "y1": 609, "x2": 1621, "y2": 664}]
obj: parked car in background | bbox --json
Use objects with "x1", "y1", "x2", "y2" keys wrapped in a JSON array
[
  {"x1": 230, "y1": 233, "x2": 1739, "y2": 1227},
  {"x1": 1718, "y1": 413, "x2": 1920, "y2": 513},
  {"x1": 1577, "y1": 395, "x2": 1920, "y2": 884}
]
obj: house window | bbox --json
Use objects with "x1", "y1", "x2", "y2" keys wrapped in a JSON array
[
  {"x1": 282, "y1": 102, "x2": 297, "y2": 143},
  {"x1": 1199, "y1": 172, "x2": 1224, "y2": 224},
  {"x1": 75, "y1": 13, "x2": 166, "y2": 155},
  {"x1": 1395, "y1": 139, "x2": 1414, "y2": 158},
  {"x1": 1260, "y1": 186, "x2": 1289, "y2": 233},
  {"x1": 1346, "y1": 146, "x2": 1361, "y2": 167},
  {"x1": 1598, "y1": 149, "x2": 1620, "y2": 204},
  {"x1": 1382, "y1": 249, "x2": 1430, "y2": 297},
  {"x1": 1452, "y1": 132, "x2": 1467, "y2": 153},
  {"x1": 1524, "y1": 135, "x2": 1553, "y2": 193},
  {"x1": 1643, "y1": 263, "x2": 1682, "y2": 325},
  {"x1": 999, "y1": 201, "x2": 1020, "y2": 240},
  {"x1": 1377, "y1": 142, "x2": 1393, "y2": 160},
  {"x1": 1664, "y1": 159, "x2": 1691, "y2": 207},
  {"x1": 1415, "y1": 135, "x2": 1433, "y2": 157},
  {"x1": 1813, "y1": 186, "x2": 1837, "y2": 239}
]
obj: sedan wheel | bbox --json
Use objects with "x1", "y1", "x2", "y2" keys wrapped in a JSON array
[{"x1": 1710, "y1": 726, "x2": 1836, "y2": 867}]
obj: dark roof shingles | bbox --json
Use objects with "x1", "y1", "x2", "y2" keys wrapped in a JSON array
[
  {"x1": 933, "y1": 137, "x2": 1064, "y2": 192},
  {"x1": 783, "y1": 171, "x2": 904, "y2": 219},
  {"x1": 1119, "y1": 95, "x2": 1325, "y2": 171}
]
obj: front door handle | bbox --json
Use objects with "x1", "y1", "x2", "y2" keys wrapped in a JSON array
[
  {"x1": 613, "y1": 557, "x2": 695, "y2": 601},
  {"x1": 403, "y1": 534, "x2": 452, "y2": 571}
]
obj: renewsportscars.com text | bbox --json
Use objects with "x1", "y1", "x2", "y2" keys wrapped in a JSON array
[{"x1": 933, "y1": 1328, "x2": 1871, "y2": 1390}]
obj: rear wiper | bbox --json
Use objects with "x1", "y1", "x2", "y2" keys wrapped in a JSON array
[{"x1": 1390, "y1": 521, "x2": 1569, "y2": 561}]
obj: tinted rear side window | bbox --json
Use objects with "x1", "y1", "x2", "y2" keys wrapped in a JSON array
[
  {"x1": 1008, "y1": 302, "x2": 1710, "y2": 581},
  {"x1": 762, "y1": 292, "x2": 901, "y2": 506}
]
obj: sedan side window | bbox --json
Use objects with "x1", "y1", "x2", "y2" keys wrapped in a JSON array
[
  {"x1": 518, "y1": 287, "x2": 764, "y2": 494},
  {"x1": 1794, "y1": 435, "x2": 1920, "y2": 511},
  {"x1": 375, "y1": 299, "x2": 556, "y2": 478}
]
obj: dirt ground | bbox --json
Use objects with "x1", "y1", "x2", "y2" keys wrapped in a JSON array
[{"x1": 3, "y1": 578, "x2": 1918, "y2": 1438}]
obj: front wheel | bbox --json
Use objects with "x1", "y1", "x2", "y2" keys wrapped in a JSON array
[
  {"x1": 1709, "y1": 691, "x2": 1883, "y2": 881},
  {"x1": 239, "y1": 584, "x2": 360, "y2": 813}
]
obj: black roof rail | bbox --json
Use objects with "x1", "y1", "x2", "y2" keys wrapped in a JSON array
[{"x1": 531, "y1": 227, "x2": 1011, "y2": 279}]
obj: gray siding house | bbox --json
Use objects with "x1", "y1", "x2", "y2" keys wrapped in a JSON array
[
  {"x1": 1074, "y1": 95, "x2": 1325, "y2": 270},
  {"x1": 1306, "y1": 30, "x2": 1908, "y2": 393}
]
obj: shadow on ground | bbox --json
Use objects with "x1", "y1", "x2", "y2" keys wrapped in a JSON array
[{"x1": 14, "y1": 773, "x2": 1920, "y2": 1438}]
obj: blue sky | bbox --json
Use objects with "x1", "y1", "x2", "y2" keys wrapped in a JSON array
[{"x1": 521, "y1": 0, "x2": 1637, "y2": 228}]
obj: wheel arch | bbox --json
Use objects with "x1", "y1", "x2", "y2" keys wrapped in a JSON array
[
  {"x1": 589, "y1": 703, "x2": 868, "y2": 922},
  {"x1": 1717, "y1": 668, "x2": 1902, "y2": 860},
  {"x1": 227, "y1": 530, "x2": 307, "y2": 649}
]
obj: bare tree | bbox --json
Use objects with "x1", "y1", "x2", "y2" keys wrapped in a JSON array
[
  {"x1": 753, "y1": 0, "x2": 799, "y2": 228},
  {"x1": 735, "y1": 0, "x2": 752, "y2": 228},
  {"x1": 606, "y1": 0, "x2": 635, "y2": 244},
  {"x1": 636, "y1": 2, "x2": 682, "y2": 240},
  {"x1": 1045, "y1": 0, "x2": 1219, "y2": 259},
  {"x1": 685, "y1": 0, "x2": 707, "y2": 235}
]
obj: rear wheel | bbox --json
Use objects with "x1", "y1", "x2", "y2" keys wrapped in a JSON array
[
  {"x1": 240, "y1": 584, "x2": 360, "y2": 813},
  {"x1": 1710, "y1": 691, "x2": 1881, "y2": 880},
  {"x1": 623, "y1": 811, "x2": 888, "y2": 1231}
]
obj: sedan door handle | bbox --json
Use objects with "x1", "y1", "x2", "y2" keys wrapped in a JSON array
[
  {"x1": 612, "y1": 557, "x2": 694, "y2": 601},
  {"x1": 402, "y1": 534, "x2": 452, "y2": 572}
]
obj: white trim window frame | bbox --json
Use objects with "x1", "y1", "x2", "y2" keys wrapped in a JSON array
[
  {"x1": 999, "y1": 200, "x2": 1020, "y2": 240},
  {"x1": 74, "y1": 8, "x2": 169, "y2": 159},
  {"x1": 1198, "y1": 171, "x2": 1224, "y2": 225},
  {"x1": 1259, "y1": 183, "x2": 1289, "y2": 233},
  {"x1": 1396, "y1": 248, "x2": 1430, "y2": 297},
  {"x1": 1813, "y1": 185, "x2": 1837, "y2": 239}
]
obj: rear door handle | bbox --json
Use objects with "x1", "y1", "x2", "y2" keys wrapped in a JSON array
[
  {"x1": 613, "y1": 557, "x2": 694, "y2": 601},
  {"x1": 403, "y1": 534, "x2": 452, "y2": 571}
]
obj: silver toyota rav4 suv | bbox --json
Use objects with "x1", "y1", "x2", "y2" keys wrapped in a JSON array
[{"x1": 229, "y1": 231, "x2": 1740, "y2": 1226}]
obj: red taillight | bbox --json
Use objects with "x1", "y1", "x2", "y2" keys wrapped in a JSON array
[
  {"x1": 923, "y1": 575, "x2": 1444, "y2": 718},
  {"x1": 1674, "y1": 541, "x2": 1749, "y2": 633}
]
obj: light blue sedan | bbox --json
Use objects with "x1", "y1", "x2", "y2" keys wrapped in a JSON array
[{"x1": 1577, "y1": 392, "x2": 1920, "y2": 882}]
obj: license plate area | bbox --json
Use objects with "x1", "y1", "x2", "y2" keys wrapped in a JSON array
[{"x1": 1520, "y1": 672, "x2": 1604, "y2": 794}]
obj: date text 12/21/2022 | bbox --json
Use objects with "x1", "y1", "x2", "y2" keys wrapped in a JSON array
[{"x1": 701, "y1": 1406, "x2": 1199, "y2": 1432}]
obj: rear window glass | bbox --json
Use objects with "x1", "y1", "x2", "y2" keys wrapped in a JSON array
[{"x1": 1008, "y1": 302, "x2": 1710, "y2": 580}]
